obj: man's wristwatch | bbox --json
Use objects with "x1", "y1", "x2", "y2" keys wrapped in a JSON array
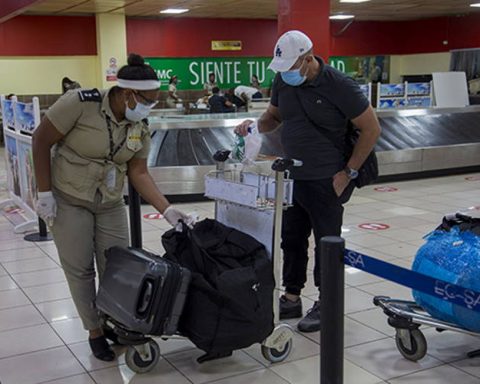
[{"x1": 344, "y1": 166, "x2": 359, "y2": 180}]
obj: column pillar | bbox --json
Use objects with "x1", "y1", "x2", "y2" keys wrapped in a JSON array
[
  {"x1": 277, "y1": 0, "x2": 330, "y2": 61},
  {"x1": 95, "y1": 13, "x2": 127, "y2": 89}
]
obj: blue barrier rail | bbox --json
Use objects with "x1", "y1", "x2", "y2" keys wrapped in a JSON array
[{"x1": 344, "y1": 248, "x2": 480, "y2": 312}]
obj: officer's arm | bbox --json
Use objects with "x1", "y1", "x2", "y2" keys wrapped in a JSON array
[
  {"x1": 32, "y1": 117, "x2": 64, "y2": 192},
  {"x1": 348, "y1": 105, "x2": 381, "y2": 170},
  {"x1": 127, "y1": 157, "x2": 171, "y2": 213}
]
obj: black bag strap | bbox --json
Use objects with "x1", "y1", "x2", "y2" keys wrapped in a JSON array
[{"x1": 293, "y1": 90, "x2": 349, "y2": 157}]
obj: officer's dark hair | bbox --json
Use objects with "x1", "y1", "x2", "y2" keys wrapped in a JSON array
[
  {"x1": 209, "y1": 73, "x2": 215, "y2": 79},
  {"x1": 117, "y1": 53, "x2": 158, "y2": 81},
  {"x1": 212, "y1": 87, "x2": 220, "y2": 94},
  {"x1": 169, "y1": 75, "x2": 177, "y2": 84}
]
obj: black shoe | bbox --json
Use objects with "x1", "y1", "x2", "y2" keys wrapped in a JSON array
[
  {"x1": 297, "y1": 301, "x2": 321, "y2": 333},
  {"x1": 279, "y1": 295, "x2": 302, "y2": 320},
  {"x1": 89, "y1": 336, "x2": 115, "y2": 361},
  {"x1": 103, "y1": 327, "x2": 122, "y2": 345}
]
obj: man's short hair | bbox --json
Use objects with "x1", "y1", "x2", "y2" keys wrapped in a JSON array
[{"x1": 212, "y1": 86, "x2": 220, "y2": 94}]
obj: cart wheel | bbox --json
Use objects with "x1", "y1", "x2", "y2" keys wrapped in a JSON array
[
  {"x1": 261, "y1": 338, "x2": 292, "y2": 363},
  {"x1": 125, "y1": 340, "x2": 160, "y2": 373},
  {"x1": 395, "y1": 329, "x2": 427, "y2": 362}
]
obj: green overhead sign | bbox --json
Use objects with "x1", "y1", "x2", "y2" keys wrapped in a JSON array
[
  {"x1": 145, "y1": 55, "x2": 390, "y2": 90},
  {"x1": 145, "y1": 57, "x2": 275, "y2": 90}
]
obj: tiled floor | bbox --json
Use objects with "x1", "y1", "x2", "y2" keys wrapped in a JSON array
[{"x1": 1, "y1": 145, "x2": 480, "y2": 383}]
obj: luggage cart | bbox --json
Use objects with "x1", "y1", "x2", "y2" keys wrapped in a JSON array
[
  {"x1": 204, "y1": 150, "x2": 300, "y2": 363},
  {"x1": 374, "y1": 296, "x2": 480, "y2": 362},
  {"x1": 102, "y1": 151, "x2": 299, "y2": 373}
]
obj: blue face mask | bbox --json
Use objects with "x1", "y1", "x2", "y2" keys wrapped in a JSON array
[
  {"x1": 281, "y1": 68, "x2": 307, "y2": 86},
  {"x1": 281, "y1": 58, "x2": 308, "y2": 86}
]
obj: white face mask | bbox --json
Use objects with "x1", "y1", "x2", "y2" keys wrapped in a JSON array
[{"x1": 125, "y1": 94, "x2": 155, "y2": 122}]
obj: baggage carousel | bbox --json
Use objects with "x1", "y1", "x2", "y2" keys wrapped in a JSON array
[{"x1": 146, "y1": 106, "x2": 480, "y2": 196}]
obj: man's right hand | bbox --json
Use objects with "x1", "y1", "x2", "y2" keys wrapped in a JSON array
[
  {"x1": 234, "y1": 119, "x2": 254, "y2": 137},
  {"x1": 35, "y1": 191, "x2": 57, "y2": 226}
]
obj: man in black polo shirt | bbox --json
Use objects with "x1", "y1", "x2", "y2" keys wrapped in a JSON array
[{"x1": 236, "y1": 30, "x2": 381, "y2": 332}]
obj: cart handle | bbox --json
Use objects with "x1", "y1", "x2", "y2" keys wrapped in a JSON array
[
  {"x1": 271, "y1": 158, "x2": 303, "y2": 172},
  {"x1": 213, "y1": 149, "x2": 231, "y2": 162}
]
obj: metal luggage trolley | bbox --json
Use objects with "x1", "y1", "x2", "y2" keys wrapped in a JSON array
[
  {"x1": 374, "y1": 296, "x2": 480, "y2": 362},
  {"x1": 203, "y1": 149, "x2": 300, "y2": 363}
]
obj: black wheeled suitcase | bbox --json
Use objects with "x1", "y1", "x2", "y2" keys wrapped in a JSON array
[{"x1": 96, "y1": 246, "x2": 191, "y2": 336}]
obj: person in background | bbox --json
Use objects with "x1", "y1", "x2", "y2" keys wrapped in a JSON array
[
  {"x1": 234, "y1": 85, "x2": 263, "y2": 104},
  {"x1": 166, "y1": 75, "x2": 181, "y2": 108},
  {"x1": 251, "y1": 74, "x2": 261, "y2": 89},
  {"x1": 235, "y1": 30, "x2": 381, "y2": 333},
  {"x1": 225, "y1": 88, "x2": 246, "y2": 109},
  {"x1": 203, "y1": 73, "x2": 217, "y2": 95},
  {"x1": 32, "y1": 53, "x2": 192, "y2": 362},
  {"x1": 208, "y1": 87, "x2": 235, "y2": 113},
  {"x1": 62, "y1": 77, "x2": 81, "y2": 94}
]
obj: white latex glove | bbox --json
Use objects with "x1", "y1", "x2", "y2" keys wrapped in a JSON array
[
  {"x1": 35, "y1": 191, "x2": 57, "y2": 226},
  {"x1": 163, "y1": 206, "x2": 195, "y2": 227}
]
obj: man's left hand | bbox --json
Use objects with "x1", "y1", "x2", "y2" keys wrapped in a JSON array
[{"x1": 332, "y1": 171, "x2": 350, "y2": 197}]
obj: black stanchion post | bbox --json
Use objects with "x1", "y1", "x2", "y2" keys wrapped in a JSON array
[
  {"x1": 128, "y1": 182, "x2": 142, "y2": 249},
  {"x1": 320, "y1": 236, "x2": 345, "y2": 384},
  {"x1": 24, "y1": 217, "x2": 52, "y2": 242}
]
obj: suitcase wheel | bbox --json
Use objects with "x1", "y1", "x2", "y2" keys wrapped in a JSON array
[
  {"x1": 125, "y1": 340, "x2": 160, "y2": 373},
  {"x1": 261, "y1": 338, "x2": 292, "y2": 363}
]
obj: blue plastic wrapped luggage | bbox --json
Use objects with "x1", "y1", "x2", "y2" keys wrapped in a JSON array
[{"x1": 412, "y1": 213, "x2": 480, "y2": 332}]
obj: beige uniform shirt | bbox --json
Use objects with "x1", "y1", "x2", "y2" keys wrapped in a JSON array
[{"x1": 46, "y1": 88, "x2": 150, "y2": 203}]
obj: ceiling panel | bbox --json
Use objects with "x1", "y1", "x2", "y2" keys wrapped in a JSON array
[{"x1": 24, "y1": 0, "x2": 480, "y2": 21}]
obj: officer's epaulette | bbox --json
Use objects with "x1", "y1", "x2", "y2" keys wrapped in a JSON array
[{"x1": 78, "y1": 88, "x2": 102, "y2": 102}]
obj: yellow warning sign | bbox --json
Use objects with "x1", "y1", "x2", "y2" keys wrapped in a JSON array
[{"x1": 211, "y1": 40, "x2": 242, "y2": 51}]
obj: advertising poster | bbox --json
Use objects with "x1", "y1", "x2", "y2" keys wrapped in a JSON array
[
  {"x1": 407, "y1": 82, "x2": 431, "y2": 96},
  {"x1": 145, "y1": 57, "x2": 275, "y2": 90},
  {"x1": 379, "y1": 83, "x2": 405, "y2": 97},
  {"x1": 359, "y1": 84, "x2": 371, "y2": 102},
  {"x1": 379, "y1": 98, "x2": 407, "y2": 109},
  {"x1": 14, "y1": 102, "x2": 36, "y2": 133},
  {"x1": 2, "y1": 99, "x2": 15, "y2": 129},
  {"x1": 5, "y1": 134, "x2": 21, "y2": 197},
  {"x1": 329, "y1": 56, "x2": 390, "y2": 84},
  {"x1": 407, "y1": 97, "x2": 432, "y2": 107},
  {"x1": 17, "y1": 141, "x2": 36, "y2": 210}
]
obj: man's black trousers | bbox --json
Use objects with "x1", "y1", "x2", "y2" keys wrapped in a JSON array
[{"x1": 281, "y1": 178, "x2": 354, "y2": 296}]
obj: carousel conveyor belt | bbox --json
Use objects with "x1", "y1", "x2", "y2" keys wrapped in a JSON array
[{"x1": 146, "y1": 106, "x2": 480, "y2": 196}]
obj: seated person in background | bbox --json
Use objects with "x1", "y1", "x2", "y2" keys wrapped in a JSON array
[
  {"x1": 251, "y1": 74, "x2": 261, "y2": 89},
  {"x1": 203, "y1": 73, "x2": 217, "y2": 95},
  {"x1": 208, "y1": 87, "x2": 235, "y2": 113},
  {"x1": 234, "y1": 85, "x2": 262, "y2": 104},
  {"x1": 166, "y1": 75, "x2": 181, "y2": 108}
]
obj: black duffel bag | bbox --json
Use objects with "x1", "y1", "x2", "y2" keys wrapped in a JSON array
[{"x1": 162, "y1": 219, "x2": 274, "y2": 362}]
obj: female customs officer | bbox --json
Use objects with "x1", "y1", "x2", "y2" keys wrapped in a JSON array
[{"x1": 32, "y1": 54, "x2": 191, "y2": 361}]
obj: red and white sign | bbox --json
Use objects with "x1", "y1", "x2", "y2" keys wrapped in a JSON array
[
  {"x1": 143, "y1": 213, "x2": 164, "y2": 220},
  {"x1": 358, "y1": 223, "x2": 390, "y2": 231},
  {"x1": 374, "y1": 186, "x2": 398, "y2": 192},
  {"x1": 465, "y1": 176, "x2": 480, "y2": 181}
]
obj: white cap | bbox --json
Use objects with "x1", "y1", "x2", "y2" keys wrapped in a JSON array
[{"x1": 268, "y1": 30, "x2": 313, "y2": 72}]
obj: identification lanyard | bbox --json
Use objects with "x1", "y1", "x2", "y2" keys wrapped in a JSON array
[{"x1": 105, "y1": 116, "x2": 126, "y2": 161}]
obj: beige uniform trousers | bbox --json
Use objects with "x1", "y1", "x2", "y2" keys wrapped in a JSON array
[{"x1": 51, "y1": 189, "x2": 128, "y2": 330}]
